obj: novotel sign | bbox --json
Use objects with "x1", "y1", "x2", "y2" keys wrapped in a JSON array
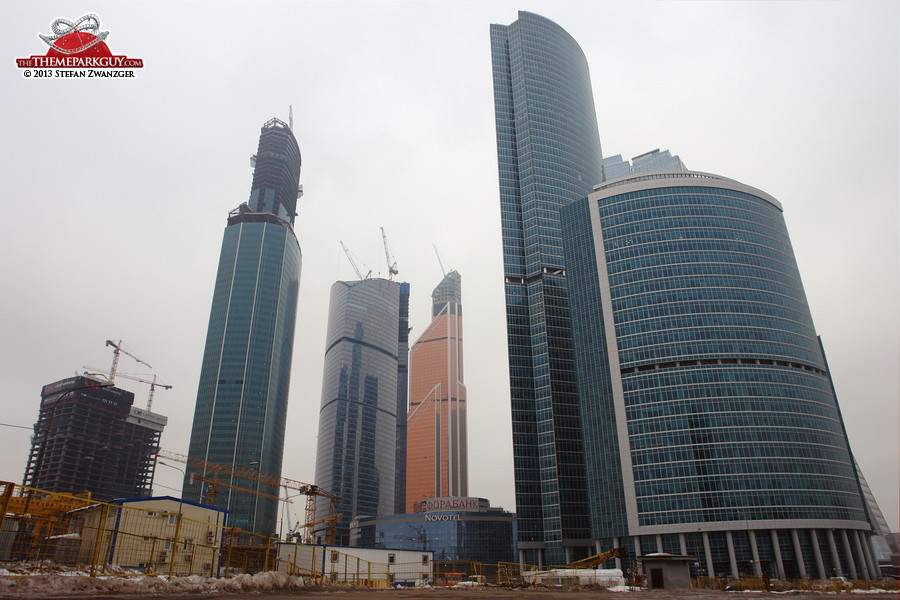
[
  {"x1": 420, "y1": 497, "x2": 487, "y2": 513},
  {"x1": 425, "y1": 514, "x2": 460, "y2": 522}
]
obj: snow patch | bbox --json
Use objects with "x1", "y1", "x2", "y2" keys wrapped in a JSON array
[{"x1": 0, "y1": 569, "x2": 314, "y2": 596}]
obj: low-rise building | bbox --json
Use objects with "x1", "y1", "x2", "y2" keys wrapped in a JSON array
[
  {"x1": 70, "y1": 496, "x2": 227, "y2": 576},
  {"x1": 276, "y1": 542, "x2": 432, "y2": 586},
  {"x1": 350, "y1": 496, "x2": 516, "y2": 565}
]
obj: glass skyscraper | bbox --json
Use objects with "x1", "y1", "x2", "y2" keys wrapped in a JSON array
[
  {"x1": 314, "y1": 278, "x2": 410, "y2": 545},
  {"x1": 184, "y1": 117, "x2": 302, "y2": 537},
  {"x1": 406, "y1": 270, "x2": 467, "y2": 513},
  {"x1": 490, "y1": 11, "x2": 605, "y2": 565},
  {"x1": 560, "y1": 170, "x2": 880, "y2": 579}
]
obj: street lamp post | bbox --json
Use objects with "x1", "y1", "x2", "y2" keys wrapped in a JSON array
[{"x1": 158, "y1": 460, "x2": 185, "y2": 579}]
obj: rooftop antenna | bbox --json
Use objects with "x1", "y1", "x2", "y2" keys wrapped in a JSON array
[
  {"x1": 289, "y1": 105, "x2": 294, "y2": 131},
  {"x1": 433, "y1": 244, "x2": 448, "y2": 277}
]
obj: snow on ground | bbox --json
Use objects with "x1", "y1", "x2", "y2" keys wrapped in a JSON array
[{"x1": 0, "y1": 568, "x2": 314, "y2": 597}]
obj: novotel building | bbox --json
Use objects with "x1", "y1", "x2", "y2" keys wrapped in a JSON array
[{"x1": 349, "y1": 497, "x2": 516, "y2": 564}]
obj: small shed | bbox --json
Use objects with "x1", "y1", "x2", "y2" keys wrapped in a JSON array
[{"x1": 639, "y1": 553, "x2": 693, "y2": 589}]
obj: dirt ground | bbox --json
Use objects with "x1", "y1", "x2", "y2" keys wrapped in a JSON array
[{"x1": 29, "y1": 587, "x2": 900, "y2": 600}]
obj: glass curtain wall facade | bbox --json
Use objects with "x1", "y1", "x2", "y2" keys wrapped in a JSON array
[
  {"x1": 560, "y1": 171, "x2": 880, "y2": 579},
  {"x1": 490, "y1": 10, "x2": 605, "y2": 565},
  {"x1": 406, "y1": 271, "x2": 468, "y2": 512},
  {"x1": 314, "y1": 278, "x2": 410, "y2": 545},
  {"x1": 352, "y1": 502, "x2": 517, "y2": 564},
  {"x1": 184, "y1": 118, "x2": 302, "y2": 538}
]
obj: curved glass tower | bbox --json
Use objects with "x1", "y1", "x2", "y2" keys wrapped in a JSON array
[
  {"x1": 561, "y1": 171, "x2": 879, "y2": 579},
  {"x1": 491, "y1": 10, "x2": 605, "y2": 565},
  {"x1": 314, "y1": 278, "x2": 410, "y2": 545},
  {"x1": 185, "y1": 118, "x2": 302, "y2": 537}
]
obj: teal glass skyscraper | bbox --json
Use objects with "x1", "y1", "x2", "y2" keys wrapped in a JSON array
[
  {"x1": 184, "y1": 117, "x2": 302, "y2": 537},
  {"x1": 490, "y1": 11, "x2": 605, "y2": 565},
  {"x1": 560, "y1": 171, "x2": 880, "y2": 579}
]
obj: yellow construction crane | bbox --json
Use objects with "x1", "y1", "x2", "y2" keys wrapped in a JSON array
[
  {"x1": 156, "y1": 450, "x2": 341, "y2": 543},
  {"x1": 564, "y1": 546, "x2": 626, "y2": 569},
  {"x1": 187, "y1": 473, "x2": 284, "y2": 506}
]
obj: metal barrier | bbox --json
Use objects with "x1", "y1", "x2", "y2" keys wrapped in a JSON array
[{"x1": 3, "y1": 482, "x2": 898, "y2": 593}]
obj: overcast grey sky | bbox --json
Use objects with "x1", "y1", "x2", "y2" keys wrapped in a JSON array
[{"x1": 1, "y1": 1, "x2": 897, "y2": 531}]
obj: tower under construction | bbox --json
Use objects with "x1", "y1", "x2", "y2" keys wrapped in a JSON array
[
  {"x1": 184, "y1": 117, "x2": 303, "y2": 537},
  {"x1": 406, "y1": 270, "x2": 468, "y2": 512},
  {"x1": 23, "y1": 375, "x2": 168, "y2": 501}
]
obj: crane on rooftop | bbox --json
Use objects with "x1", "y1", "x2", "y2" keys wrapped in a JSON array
[
  {"x1": 380, "y1": 227, "x2": 399, "y2": 281},
  {"x1": 433, "y1": 244, "x2": 449, "y2": 277},
  {"x1": 340, "y1": 241, "x2": 372, "y2": 280},
  {"x1": 82, "y1": 366, "x2": 172, "y2": 411},
  {"x1": 105, "y1": 339, "x2": 151, "y2": 383}
]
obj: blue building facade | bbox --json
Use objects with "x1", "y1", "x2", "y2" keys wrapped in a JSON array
[
  {"x1": 351, "y1": 497, "x2": 516, "y2": 565},
  {"x1": 560, "y1": 171, "x2": 880, "y2": 579},
  {"x1": 490, "y1": 10, "x2": 605, "y2": 566},
  {"x1": 184, "y1": 118, "x2": 302, "y2": 537},
  {"x1": 314, "y1": 278, "x2": 410, "y2": 545}
]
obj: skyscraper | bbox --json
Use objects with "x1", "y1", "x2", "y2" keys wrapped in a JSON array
[
  {"x1": 314, "y1": 278, "x2": 410, "y2": 544},
  {"x1": 406, "y1": 270, "x2": 467, "y2": 513},
  {"x1": 490, "y1": 10, "x2": 605, "y2": 564},
  {"x1": 603, "y1": 149, "x2": 687, "y2": 180},
  {"x1": 24, "y1": 376, "x2": 166, "y2": 501},
  {"x1": 560, "y1": 170, "x2": 881, "y2": 579},
  {"x1": 184, "y1": 117, "x2": 302, "y2": 537}
]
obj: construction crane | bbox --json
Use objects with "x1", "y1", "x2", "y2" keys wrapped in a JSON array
[
  {"x1": 433, "y1": 244, "x2": 449, "y2": 277},
  {"x1": 340, "y1": 241, "x2": 371, "y2": 280},
  {"x1": 82, "y1": 367, "x2": 172, "y2": 411},
  {"x1": 105, "y1": 339, "x2": 151, "y2": 383},
  {"x1": 187, "y1": 472, "x2": 285, "y2": 506},
  {"x1": 380, "y1": 227, "x2": 399, "y2": 280},
  {"x1": 156, "y1": 449, "x2": 341, "y2": 543},
  {"x1": 564, "y1": 546, "x2": 626, "y2": 569}
]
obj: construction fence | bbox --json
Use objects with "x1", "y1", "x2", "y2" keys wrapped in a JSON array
[
  {"x1": 0, "y1": 482, "x2": 478, "y2": 587},
  {"x1": 3, "y1": 482, "x2": 897, "y2": 592}
]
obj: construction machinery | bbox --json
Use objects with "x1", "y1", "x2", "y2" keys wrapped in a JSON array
[
  {"x1": 340, "y1": 241, "x2": 371, "y2": 280},
  {"x1": 104, "y1": 339, "x2": 151, "y2": 382},
  {"x1": 564, "y1": 546, "x2": 626, "y2": 569},
  {"x1": 156, "y1": 449, "x2": 341, "y2": 544},
  {"x1": 1, "y1": 483, "x2": 94, "y2": 560},
  {"x1": 187, "y1": 473, "x2": 284, "y2": 506},
  {"x1": 83, "y1": 367, "x2": 171, "y2": 410},
  {"x1": 84, "y1": 339, "x2": 172, "y2": 410},
  {"x1": 380, "y1": 227, "x2": 399, "y2": 280}
]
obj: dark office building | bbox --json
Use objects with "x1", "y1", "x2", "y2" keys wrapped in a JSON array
[
  {"x1": 184, "y1": 117, "x2": 302, "y2": 537},
  {"x1": 314, "y1": 278, "x2": 410, "y2": 545},
  {"x1": 23, "y1": 376, "x2": 167, "y2": 501},
  {"x1": 560, "y1": 170, "x2": 882, "y2": 579},
  {"x1": 490, "y1": 10, "x2": 605, "y2": 565}
]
